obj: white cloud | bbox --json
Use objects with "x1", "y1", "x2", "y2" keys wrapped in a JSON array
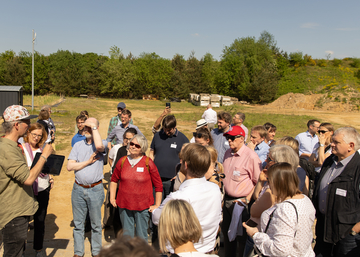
[
  {"x1": 325, "y1": 50, "x2": 334, "y2": 55},
  {"x1": 300, "y1": 23, "x2": 319, "y2": 29},
  {"x1": 335, "y1": 27, "x2": 359, "y2": 31},
  {"x1": 192, "y1": 33, "x2": 200, "y2": 37}
]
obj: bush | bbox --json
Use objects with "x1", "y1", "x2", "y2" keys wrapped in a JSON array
[
  {"x1": 350, "y1": 58, "x2": 360, "y2": 68},
  {"x1": 355, "y1": 69, "x2": 360, "y2": 80},
  {"x1": 316, "y1": 59, "x2": 327, "y2": 67},
  {"x1": 332, "y1": 58, "x2": 342, "y2": 67}
]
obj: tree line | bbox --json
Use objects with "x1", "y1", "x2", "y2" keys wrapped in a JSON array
[{"x1": 1, "y1": 31, "x2": 358, "y2": 104}]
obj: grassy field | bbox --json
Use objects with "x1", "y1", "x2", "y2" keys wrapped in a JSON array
[{"x1": 18, "y1": 95, "x2": 329, "y2": 147}]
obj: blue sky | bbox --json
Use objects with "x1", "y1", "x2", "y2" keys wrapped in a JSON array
[{"x1": 1, "y1": 0, "x2": 359, "y2": 60}]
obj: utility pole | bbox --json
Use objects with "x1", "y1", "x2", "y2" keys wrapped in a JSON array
[{"x1": 32, "y1": 29, "x2": 36, "y2": 111}]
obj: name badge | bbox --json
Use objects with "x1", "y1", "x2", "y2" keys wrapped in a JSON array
[
  {"x1": 233, "y1": 170, "x2": 240, "y2": 176},
  {"x1": 170, "y1": 144, "x2": 177, "y2": 149},
  {"x1": 336, "y1": 188, "x2": 347, "y2": 197},
  {"x1": 224, "y1": 141, "x2": 229, "y2": 146},
  {"x1": 137, "y1": 167, "x2": 144, "y2": 172}
]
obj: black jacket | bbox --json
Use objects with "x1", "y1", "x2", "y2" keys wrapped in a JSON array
[{"x1": 313, "y1": 151, "x2": 360, "y2": 244}]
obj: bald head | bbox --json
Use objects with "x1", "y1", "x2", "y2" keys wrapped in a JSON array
[{"x1": 207, "y1": 104, "x2": 212, "y2": 109}]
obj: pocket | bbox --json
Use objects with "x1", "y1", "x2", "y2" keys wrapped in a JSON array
[{"x1": 231, "y1": 168, "x2": 249, "y2": 182}]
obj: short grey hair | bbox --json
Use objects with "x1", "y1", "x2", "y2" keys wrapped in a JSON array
[
  {"x1": 1, "y1": 121, "x2": 15, "y2": 134},
  {"x1": 236, "y1": 112, "x2": 246, "y2": 122},
  {"x1": 269, "y1": 144, "x2": 299, "y2": 171},
  {"x1": 129, "y1": 134, "x2": 148, "y2": 153},
  {"x1": 334, "y1": 127, "x2": 360, "y2": 150}
]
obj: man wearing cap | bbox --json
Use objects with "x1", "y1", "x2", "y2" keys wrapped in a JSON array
[
  {"x1": 190, "y1": 119, "x2": 208, "y2": 143},
  {"x1": 211, "y1": 111, "x2": 232, "y2": 163},
  {"x1": 67, "y1": 117, "x2": 107, "y2": 257},
  {"x1": 221, "y1": 126, "x2": 262, "y2": 257},
  {"x1": 107, "y1": 102, "x2": 133, "y2": 146},
  {"x1": 0, "y1": 105, "x2": 53, "y2": 257},
  {"x1": 202, "y1": 104, "x2": 217, "y2": 131}
]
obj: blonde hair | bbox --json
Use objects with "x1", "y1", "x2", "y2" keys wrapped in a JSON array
[
  {"x1": 158, "y1": 200, "x2": 202, "y2": 253},
  {"x1": 276, "y1": 136, "x2": 299, "y2": 155},
  {"x1": 206, "y1": 146, "x2": 224, "y2": 174}
]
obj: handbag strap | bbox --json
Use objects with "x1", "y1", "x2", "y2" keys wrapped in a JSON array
[{"x1": 264, "y1": 200, "x2": 299, "y2": 234}]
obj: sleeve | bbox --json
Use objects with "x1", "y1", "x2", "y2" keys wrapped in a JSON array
[
  {"x1": 251, "y1": 156, "x2": 262, "y2": 185},
  {"x1": 107, "y1": 117, "x2": 115, "y2": 137},
  {"x1": 111, "y1": 156, "x2": 126, "y2": 183},
  {"x1": 295, "y1": 134, "x2": 303, "y2": 155},
  {"x1": 150, "y1": 134, "x2": 156, "y2": 150},
  {"x1": 2, "y1": 148, "x2": 30, "y2": 184},
  {"x1": 68, "y1": 144, "x2": 78, "y2": 161},
  {"x1": 106, "y1": 127, "x2": 117, "y2": 143},
  {"x1": 136, "y1": 127, "x2": 144, "y2": 137},
  {"x1": 149, "y1": 159, "x2": 163, "y2": 192},
  {"x1": 108, "y1": 145, "x2": 117, "y2": 160},
  {"x1": 253, "y1": 204, "x2": 297, "y2": 257},
  {"x1": 152, "y1": 192, "x2": 175, "y2": 225}
]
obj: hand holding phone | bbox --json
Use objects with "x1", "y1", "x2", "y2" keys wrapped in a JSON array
[
  {"x1": 166, "y1": 102, "x2": 171, "y2": 108},
  {"x1": 245, "y1": 219, "x2": 258, "y2": 228}
]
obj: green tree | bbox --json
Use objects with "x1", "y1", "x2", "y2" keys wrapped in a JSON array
[
  {"x1": 216, "y1": 32, "x2": 279, "y2": 103},
  {"x1": 169, "y1": 54, "x2": 186, "y2": 98},
  {"x1": 200, "y1": 53, "x2": 219, "y2": 93}
]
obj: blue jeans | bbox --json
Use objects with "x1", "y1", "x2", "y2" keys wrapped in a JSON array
[
  {"x1": 119, "y1": 208, "x2": 150, "y2": 241},
  {"x1": 2, "y1": 216, "x2": 29, "y2": 257},
  {"x1": 71, "y1": 182, "x2": 105, "y2": 256}
]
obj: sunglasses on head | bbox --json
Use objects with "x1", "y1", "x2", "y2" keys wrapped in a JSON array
[
  {"x1": 225, "y1": 135, "x2": 241, "y2": 141},
  {"x1": 193, "y1": 132, "x2": 203, "y2": 138},
  {"x1": 318, "y1": 130, "x2": 329, "y2": 134},
  {"x1": 129, "y1": 142, "x2": 141, "y2": 149}
]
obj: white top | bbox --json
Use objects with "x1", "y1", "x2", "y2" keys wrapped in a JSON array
[
  {"x1": 295, "y1": 131, "x2": 319, "y2": 158},
  {"x1": 109, "y1": 144, "x2": 122, "y2": 167},
  {"x1": 152, "y1": 177, "x2": 222, "y2": 253},
  {"x1": 178, "y1": 252, "x2": 218, "y2": 257},
  {"x1": 23, "y1": 147, "x2": 50, "y2": 192},
  {"x1": 253, "y1": 196, "x2": 315, "y2": 257},
  {"x1": 202, "y1": 108, "x2": 217, "y2": 124}
]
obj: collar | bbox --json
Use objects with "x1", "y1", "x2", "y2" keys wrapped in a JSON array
[
  {"x1": 231, "y1": 144, "x2": 245, "y2": 156},
  {"x1": 161, "y1": 128, "x2": 179, "y2": 137},
  {"x1": 255, "y1": 140, "x2": 266, "y2": 150},
  {"x1": 178, "y1": 177, "x2": 206, "y2": 190},
  {"x1": 333, "y1": 152, "x2": 355, "y2": 167},
  {"x1": 120, "y1": 123, "x2": 130, "y2": 129},
  {"x1": 306, "y1": 130, "x2": 317, "y2": 138}
]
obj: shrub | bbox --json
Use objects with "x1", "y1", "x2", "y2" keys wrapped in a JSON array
[
  {"x1": 350, "y1": 58, "x2": 360, "y2": 68},
  {"x1": 316, "y1": 59, "x2": 327, "y2": 67},
  {"x1": 332, "y1": 58, "x2": 342, "y2": 67}
]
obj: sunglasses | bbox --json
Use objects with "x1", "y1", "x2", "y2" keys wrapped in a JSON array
[
  {"x1": 129, "y1": 142, "x2": 141, "y2": 149},
  {"x1": 225, "y1": 135, "x2": 241, "y2": 141},
  {"x1": 193, "y1": 132, "x2": 203, "y2": 138},
  {"x1": 318, "y1": 130, "x2": 329, "y2": 134}
]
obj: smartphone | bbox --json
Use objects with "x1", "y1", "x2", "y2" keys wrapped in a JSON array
[
  {"x1": 245, "y1": 219, "x2": 258, "y2": 228},
  {"x1": 166, "y1": 102, "x2": 171, "y2": 108}
]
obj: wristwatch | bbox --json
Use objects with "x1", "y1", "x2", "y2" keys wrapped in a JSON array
[
  {"x1": 319, "y1": 144, "x2": 325, "y2": 147},
  {"x1": 92, "y1": 126, "x2": 97, "y2": 131},
  {"x1": 350, "y1": 230, "x2": 357, "y2": 236}
]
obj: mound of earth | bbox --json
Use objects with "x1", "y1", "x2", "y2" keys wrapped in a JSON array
[{"x1": 268, "y1": 92, "x2": 358, "y2": 112}]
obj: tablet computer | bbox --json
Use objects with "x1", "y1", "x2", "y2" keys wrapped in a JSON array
[{"x1": 30, "y1": 152, "x2": 65, "y2": 175}]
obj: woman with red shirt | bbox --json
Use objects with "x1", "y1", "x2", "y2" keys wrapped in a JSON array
[{"x1": 110, "y1": 134, "x2": 162, "y2": 241}]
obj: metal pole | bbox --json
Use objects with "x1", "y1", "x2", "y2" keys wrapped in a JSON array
[{"x1": 32, "y1": 29, "x2": 34, "y2": 111}]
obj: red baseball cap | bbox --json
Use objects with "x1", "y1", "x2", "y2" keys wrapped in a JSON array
[{"x1": 223, "y1": 126, "x2": 245, "y2": 137}]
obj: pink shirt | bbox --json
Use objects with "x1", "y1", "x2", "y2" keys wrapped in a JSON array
[{"x1": 222, "y1": 145, "x2": 262, "y2": 198}]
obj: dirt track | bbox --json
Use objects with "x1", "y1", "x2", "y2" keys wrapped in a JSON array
[{"x1": 1, "y1": 102, "x2": 359, "y2": 256}]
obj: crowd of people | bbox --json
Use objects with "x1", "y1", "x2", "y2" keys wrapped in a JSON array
[{"x1": 1, "y1": 102, "x2": 360, "y2": 257}]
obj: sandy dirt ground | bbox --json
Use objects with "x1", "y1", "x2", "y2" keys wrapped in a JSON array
[{"x1": 1, "y1": 102, "x2": 359, "y2": 256}]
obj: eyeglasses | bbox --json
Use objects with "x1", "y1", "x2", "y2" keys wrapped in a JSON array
[
  {"x1": 225, "y1": 135, "x2": 242, "y2": 141},
  {"x1": 318, "y1": 130, "x2": 329, "y2": 134},
  {"x1": 193, "y1": 132, "x2": 203, "y2": 138},
  {"x1": 129, "y1": 142, "x2": 141, "y2": 149},
  {"x1": 30, "y1": 132, "x2": 42, "y2": 138}
]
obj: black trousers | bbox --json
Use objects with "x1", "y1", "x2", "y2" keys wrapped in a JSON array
[
  {"x1": 314, "y1": 213, "x2": 360, "y2": 257},
  {"x1": 2, "y1": 216, "x2": 29, "y2": 257},
  {"x1": 33, "y1": 187, "x2": 50, "y2": 250}
]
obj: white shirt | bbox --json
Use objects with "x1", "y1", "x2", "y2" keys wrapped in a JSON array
[
  {"x1": 202, "y1": 108, "x2": 217, "y2": 124},
  {"x1": 295, "y1": 131, "x2": 318, "y2": 159},
  {"x1": 108, "y1": 144, "x2": 122, "y2": 167},
  {"x1": 152, "y1": 177, "x2": 222, "y2": 253},
  {"x1": 253, "y1": 196, "x2": 315, "y2": 257}
]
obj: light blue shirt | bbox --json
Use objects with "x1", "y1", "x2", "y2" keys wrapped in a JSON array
[
  {"x1": 106, "y1": 124, "x2": 143, "y2": 145},
  {"x1": 295, "y1": 131, "x2": 318, "y2": 159},
  {"x1": 68, "y1": 139, "x2": 108, "y2": 185},
  {"x1": 211, "y1": 127, "x2": 231, "y2": 163},
  {"x1": 254, "y1": 140, "x2": 270, "y2": 164}
]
